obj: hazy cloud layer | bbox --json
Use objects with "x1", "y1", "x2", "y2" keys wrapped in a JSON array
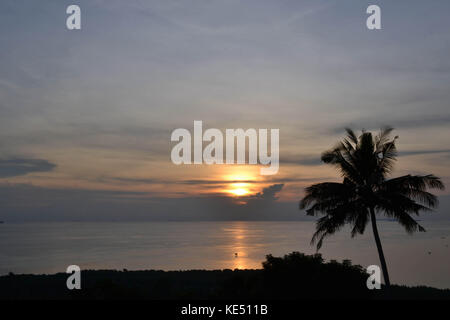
[
  {"x1": 0, "y1": 158, "x2": 56, "y2": 178},
  {"x1": 0, "y1": 1, "x2": 449, "y2": 220},
  {"x1": 331, "y1": 115, "x2": 450, "y2": 135},
  {"x1": 0, "y1": 183, "x2": 303, "y2": 222},
  {"x1": 1, "y1": 182, "x2": 448, "y2": 222}
]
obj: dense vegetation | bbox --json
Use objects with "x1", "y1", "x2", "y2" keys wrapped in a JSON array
[{"x1": 1, "y1": 252, "x2": 449, "y2": 300}]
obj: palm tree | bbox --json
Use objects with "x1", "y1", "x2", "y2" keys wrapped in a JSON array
[{"x1": 299, "y1": 128, "x2": 444, "y2": 286}]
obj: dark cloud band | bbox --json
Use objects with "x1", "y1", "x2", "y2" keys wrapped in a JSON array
[{"x1": 0, "y1": 158, "x2": 56, "y2": 178}]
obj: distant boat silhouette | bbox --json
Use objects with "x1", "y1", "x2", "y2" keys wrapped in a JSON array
[
  {"x1": 0, "y1": 221, "x2": 4, "y2": 224},
  {"x1": 234, "y1": 252, "x2": 238, "y2": 258}
]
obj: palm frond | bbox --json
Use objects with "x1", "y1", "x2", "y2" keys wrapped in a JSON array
[
  {"x1": 394, "y1": 211, "x2": 426, "y2": 233},
  {"x1": 345, "y1": 128, "x2": 358, "y2": 144},
  {"x1": 299, "y1": 127, "x2": 445, "y2": 251},
  {"x1": 375, "y1": 126, "x2": 394, "y2": 150},
  {"x1": 380, "y1": 175, "x2": 444, "y2": 208},
  {"x1": 350, "y1": 211, "x2": 369, "y2": 237},
  {"x1": 311, "y1": 214, "x2": 347, "y2": 250},
  {"x1": 300, "y1": 182, "x2": 355, "y2": 213}
]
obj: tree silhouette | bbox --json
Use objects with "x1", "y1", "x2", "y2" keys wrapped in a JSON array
[{"x1": 300, "y1": 128, "x2": 445, "y2": 286}]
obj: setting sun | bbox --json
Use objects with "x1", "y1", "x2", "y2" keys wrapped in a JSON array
[
  {"x1": 227, "y1": 182, "x2": 251, "y2": 196},
  {"x1": 222, "y1": 169, "x2": 257, "y2": 197},
  {"x1": 229, "y1": 187, "x2": 250, "y2": 196}
]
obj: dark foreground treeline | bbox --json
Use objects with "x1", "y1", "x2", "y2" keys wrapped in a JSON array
[{"x1": 1, "y1": 252, "x2": 449, "y2": 300}]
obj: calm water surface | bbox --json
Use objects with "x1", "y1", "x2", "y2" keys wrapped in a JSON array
[{"x1": 1, "y1": 221, "x2": 449, "y2": 288}]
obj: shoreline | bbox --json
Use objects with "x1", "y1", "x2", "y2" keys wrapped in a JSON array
[{"x1": 2, "y1": 252, "x2": 450, "y2": 300}]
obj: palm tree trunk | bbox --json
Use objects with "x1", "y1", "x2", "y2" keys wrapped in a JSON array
[{"x1": 369, "y1": 207, "x2": 391, "y2": 287}]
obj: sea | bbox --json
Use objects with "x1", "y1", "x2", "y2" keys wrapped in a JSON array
[{"x1": 1, "y1": 220, "x2": 449, "y2": 288}]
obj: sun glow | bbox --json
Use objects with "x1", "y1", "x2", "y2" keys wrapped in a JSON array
[
  {"x1": 221, "y1": 167, "x2": 261, "y2": 197},
  {"x1": 226, "y1": 182, "x2": 251, "y2": 196},
  {"x1": 229, "y1": 187, "x2": 249, "y2": 196}
]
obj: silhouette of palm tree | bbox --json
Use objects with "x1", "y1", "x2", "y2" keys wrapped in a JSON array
[{"x1": 300, "y1": 128, "x2": 444, "y2": 286}]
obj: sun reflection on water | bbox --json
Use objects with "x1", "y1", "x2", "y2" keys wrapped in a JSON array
[{"x1": 227, "y1": 221, "x2": 254, "y2": 270}]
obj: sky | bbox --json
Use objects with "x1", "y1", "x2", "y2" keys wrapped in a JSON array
[{"x1": 1, "y1": 0, "x2": 450, "y2": 221}]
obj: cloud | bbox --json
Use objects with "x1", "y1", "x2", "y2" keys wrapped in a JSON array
[
  {"x1": 399, "y1": 149, "x2": 450, "y2": 157},
  {"x1": 103, "y1": 177, "x2": 325, "y2": 187},
  {"x1": 330, "y1": 114, "x2": 450, "y2": 134},
  {"x1": 0, "y1": 182, "x2": 298, "y2": 222},
  {"x1": 1, "y1": 181, "x2": 448, "y2": 222},
  {"x1": 0, "y1": 158, "x2": 56, "y2": 178},
  {"x1": 251, "y1": 183, "x2": 284, "y2": 201},
  {"x1": 179, "y1": 179, "x2": 257, "y2": 185},
  {"x1": 1, "y1": 0, "x2": 450, "y2": 223},
  {"x1": 280, "y1": 154, "x2": 323, "y2": 166}
]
